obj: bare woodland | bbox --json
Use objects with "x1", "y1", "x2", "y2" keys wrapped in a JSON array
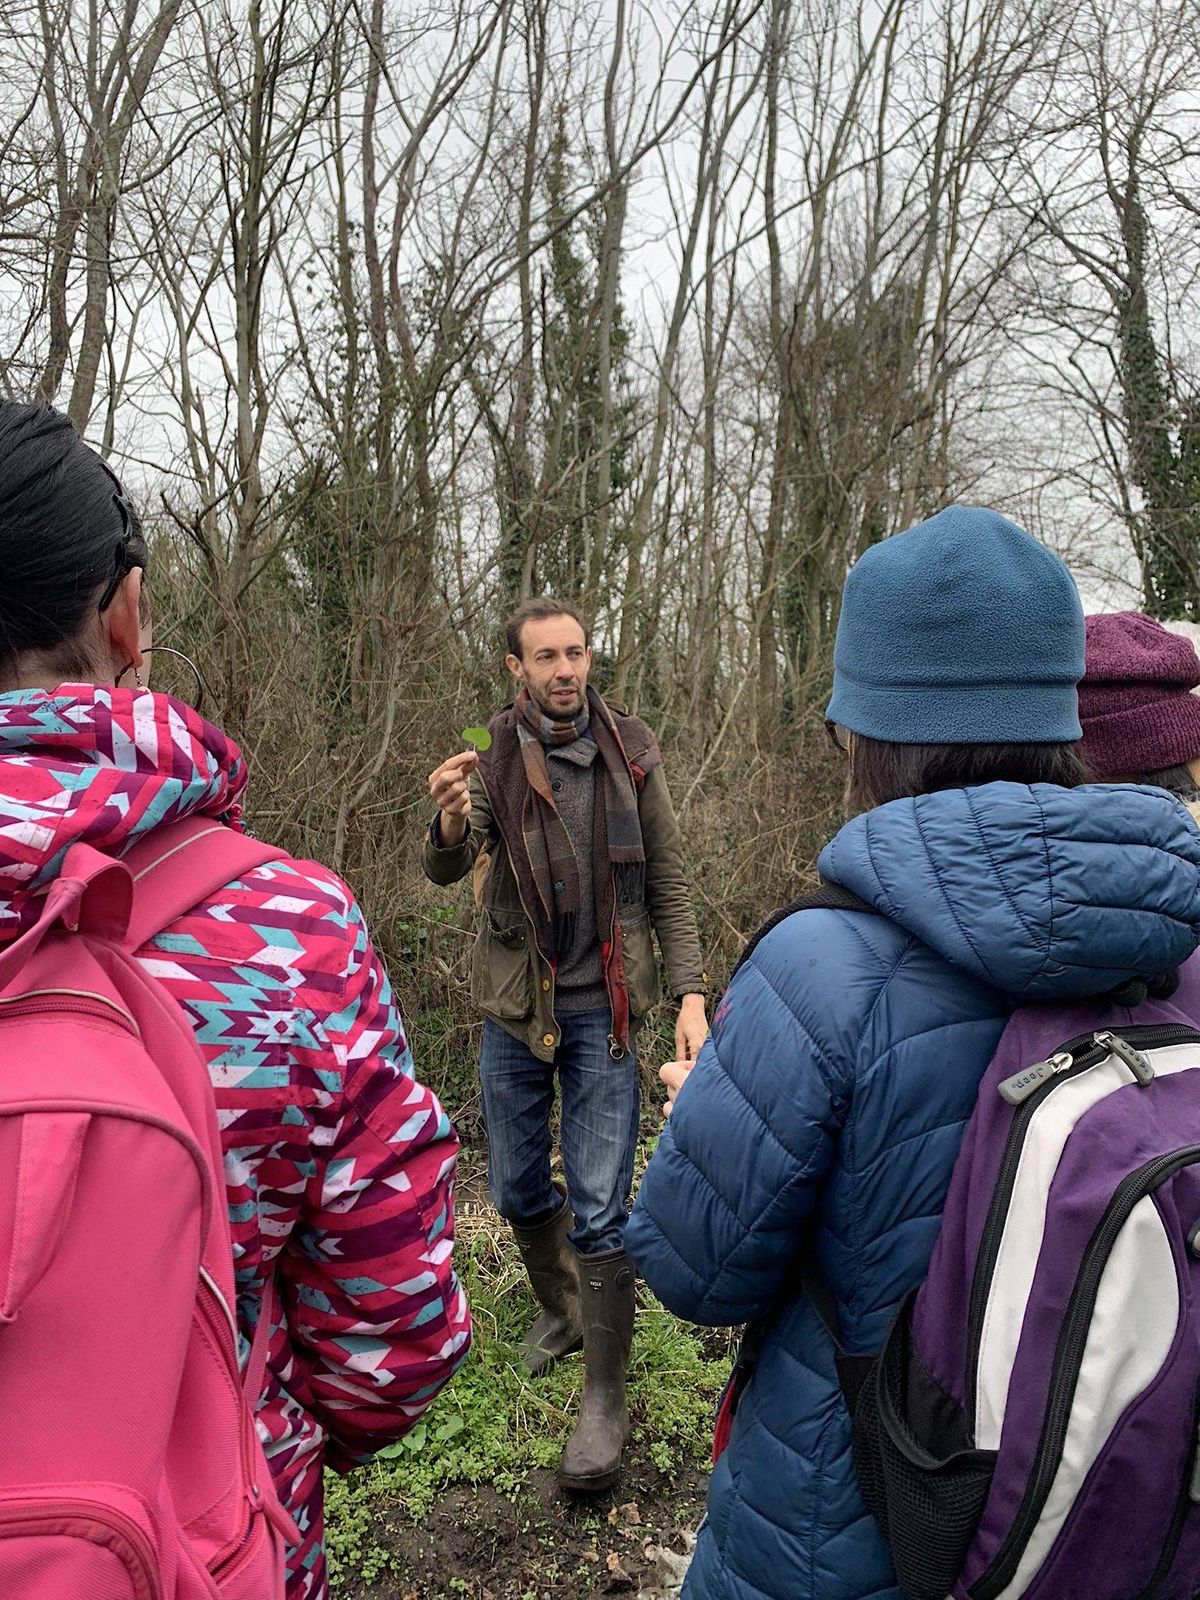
[{"x1": 1, "y1": 0, "x2": 1198, "y2": 1096}]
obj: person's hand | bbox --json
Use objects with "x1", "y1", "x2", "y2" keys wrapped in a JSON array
[
  {"x1": 660, "y1": 1058, "x2": 693, "y2": 1117},
  {"x1": 428, "y1": 750, "x2": 478, "y2": 847},
  {"x1": 674, "y1": 992, "x2": 708, "y2": 1063}
]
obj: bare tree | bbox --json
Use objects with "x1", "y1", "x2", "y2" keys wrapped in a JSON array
[
  {"x1": 20, "y1": 0, "x2": 186, "y2": 425},
  {"x1": 992, "y1": 0, "x2": 1200, "y2": 615}
]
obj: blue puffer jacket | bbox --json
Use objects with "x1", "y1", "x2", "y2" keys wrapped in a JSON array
[{"x1": 626, "y1": 781, "x2": 1200, "y2": 1600}]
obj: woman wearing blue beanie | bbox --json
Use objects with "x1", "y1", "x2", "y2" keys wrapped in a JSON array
[{"x1": 626, "y1": 507, "x2": 1200, "y2": 1600}]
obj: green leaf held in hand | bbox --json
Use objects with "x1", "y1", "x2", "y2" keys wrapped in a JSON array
[{"x1": 461, "y1": 725, "x2": 491, "y2": 751}]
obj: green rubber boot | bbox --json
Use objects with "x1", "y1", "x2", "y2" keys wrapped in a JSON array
[
  {"x1": 556, "y1": 1247, "x2": 635, "y2": 1492},
  {"x1": 512, "y1": 1189, "x2": 583, "y2": 1377}
]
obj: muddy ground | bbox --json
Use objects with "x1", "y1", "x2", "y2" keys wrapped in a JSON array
[{"x1": 337, "y1": 1460, "x2": 707, "y2": 1600}]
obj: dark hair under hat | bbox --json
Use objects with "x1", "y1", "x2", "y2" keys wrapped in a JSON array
[{"x1": 1079, "y1": 611, "x2": 1200, "y2": 779}]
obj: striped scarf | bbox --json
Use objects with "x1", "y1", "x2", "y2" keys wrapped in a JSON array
[{"x1": 495, "y1": 685, "x2": 646, "y2": 957}]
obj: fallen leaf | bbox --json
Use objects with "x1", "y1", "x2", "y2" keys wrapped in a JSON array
[
  {"x1": 603, "y1": 1550, "x2": 635, "y2": 1590},
  {"x1": 618, "y1": 1501, "x2": 642, "y2": 1525}
]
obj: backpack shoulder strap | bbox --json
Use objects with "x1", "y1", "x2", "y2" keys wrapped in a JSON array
[
  {"x1": 121, "y1": 817, "x2": 288, "y2": 951},
  {"x1": 732, "y1": 881, "x2": 879, "y2": 979},
  {"x1": 242, "y1": 1271, "x2": 278, "y2": 1407}
]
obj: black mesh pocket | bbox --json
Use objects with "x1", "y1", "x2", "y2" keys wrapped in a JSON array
[{"x1": 850, "y1": 1291, "x2": 996, "y2": 1600}]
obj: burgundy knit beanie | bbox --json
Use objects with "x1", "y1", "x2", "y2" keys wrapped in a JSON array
[{"x1": 1080, "y1": 611, "x2": 1200, "y2": 778}]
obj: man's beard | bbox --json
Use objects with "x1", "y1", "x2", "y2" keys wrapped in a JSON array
[{"x1": 532, "y1": 683, "x2": 584, "y2": 719}]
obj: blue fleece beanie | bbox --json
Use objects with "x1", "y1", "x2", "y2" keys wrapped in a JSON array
[{"x1": 826, "y1": 507, "x2": 1085, "y2": 743}]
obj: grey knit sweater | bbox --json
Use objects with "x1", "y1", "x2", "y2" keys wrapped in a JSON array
[{"x1": 546, "y1": 738, "x2": 607, "y2": 1013}]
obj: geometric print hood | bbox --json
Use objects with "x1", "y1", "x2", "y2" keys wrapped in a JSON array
[{"x1": 0, "y1": 684, "x2": 248, "y2": 940}]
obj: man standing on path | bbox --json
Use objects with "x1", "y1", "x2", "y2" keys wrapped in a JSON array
[{"x1": 423, "y1": 596, "x2": 708, "y2": 1492}]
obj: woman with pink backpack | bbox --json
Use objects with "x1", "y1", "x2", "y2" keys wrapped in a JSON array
[{"x1": 0, "y1": 398, "x2": 471, "y2": 1597}]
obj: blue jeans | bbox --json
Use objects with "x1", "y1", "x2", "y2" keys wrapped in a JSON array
[{"x1": 479, "y1": 1010, "x2": 639, "y2": 1255}]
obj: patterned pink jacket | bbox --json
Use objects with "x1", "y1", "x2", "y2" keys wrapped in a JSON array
[{"x1": 0, "y1": 686, "x2": 472, "y2": 1599}]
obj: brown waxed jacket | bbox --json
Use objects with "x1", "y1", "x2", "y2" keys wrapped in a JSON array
[{"x1": 422, "y1": 718, "x2": 706, "y2": 1062}]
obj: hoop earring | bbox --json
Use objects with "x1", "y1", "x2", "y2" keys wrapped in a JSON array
[
  {"x1": 142, "y1": 645, "x2": 207, "y2": 715},
  {"x1": 117, "y1": 643, "x2": 206, "y2": 713}
]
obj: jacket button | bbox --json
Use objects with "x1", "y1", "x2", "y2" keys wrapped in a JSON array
[
  {"x1": 552, "y1": 780, "x2": 563, "y2": 791},
  {"x1": 542, "y1": 1032, "x2": 556, "y2": 1047},
  {"x1": 542, "y1": 979, "x2": 551, "y2": 992}
]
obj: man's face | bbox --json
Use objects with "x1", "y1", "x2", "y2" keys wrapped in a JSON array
[{"x1": 507, "y1": 614, "x2": 592, "y2": 718}]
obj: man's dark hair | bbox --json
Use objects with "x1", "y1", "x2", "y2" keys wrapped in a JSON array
[
  {"x1": 504, "y1": 595, "x2": 588, "y2": 660},
  {"x1": 847, "y1": 734, "x2": 1091, "y2": 811},
  {"x1": 0, "y1": 399, "x2": 149, "y2": 679}
]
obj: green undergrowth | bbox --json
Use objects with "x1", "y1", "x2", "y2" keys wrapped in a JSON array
[{"x1": 324, "y1": 1198, "x2": 727, "y2": 1592}]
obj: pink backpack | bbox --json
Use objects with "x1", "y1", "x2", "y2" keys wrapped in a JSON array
[{"x1": 0, "y1": 817, "x2": 299, "y2": 1598}]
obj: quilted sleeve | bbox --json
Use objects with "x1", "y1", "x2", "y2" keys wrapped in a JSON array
[
  {"x1": 625, "y1": 910, "x2": 893, "y2": 1327},
  {"x1": 279, "y1": 893, "x2": 472, "y2": 1468}
]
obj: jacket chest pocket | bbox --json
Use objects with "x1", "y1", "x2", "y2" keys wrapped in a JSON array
[{"x1": 473, "y1": 909, "x2": 534, "y2": 1020}]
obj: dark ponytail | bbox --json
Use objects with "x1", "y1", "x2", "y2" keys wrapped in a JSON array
[{"x1": 0, "y1": 400, "x2": 149, "y2": 679}]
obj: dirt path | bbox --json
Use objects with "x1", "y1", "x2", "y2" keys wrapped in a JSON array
[{"x1": 335, "y1": 1459, "x2": 706, "y2": 1600}]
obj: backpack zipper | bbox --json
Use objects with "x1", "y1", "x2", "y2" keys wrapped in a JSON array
[
  {"x1": 1133, "y1": 1376, "x2": 1200, "y2": 1600},
  {"x1": 969, "y1": 1143, "x2": 1200, "y2": 1600},
  {"x1": 198, "y1": 1266, "x2": 238, "y2": 1345},
  {"x1": 209, "y1": 1508, "x2": 263, "y2": 1584},
  {"x1": 0, "y1": 1497, "x2": 160, "y2": 1597},
  {"x1": 996, "y1": 1026, "x2": 1182, "y2": 1107},
  {"x1": 965, "y1": 1024, "x2": 1200, "y2": 1421},
  {"x1": 195, "y1": 1273, "x2": 263, "y2": 1574},
  {"x1": 0, "y1": 988, "x2": 137, "y2": 1032}
]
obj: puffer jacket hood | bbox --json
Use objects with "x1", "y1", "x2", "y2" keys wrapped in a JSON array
[{"x1": 819, "y1": 781, "x2": 1200, "y2": 999}]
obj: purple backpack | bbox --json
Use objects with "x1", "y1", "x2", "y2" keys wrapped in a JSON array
[{"x1": 850, "y1": 991, "x2": 1200, "y2": 1600}]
